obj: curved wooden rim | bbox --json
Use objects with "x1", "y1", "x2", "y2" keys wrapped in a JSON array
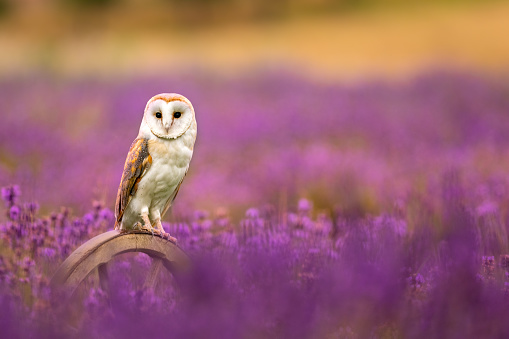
[{"x1": 50, "y1": 230, "x2": 191, "y2": 298}]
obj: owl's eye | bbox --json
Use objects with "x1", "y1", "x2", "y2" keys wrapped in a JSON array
[
  {"x1": 173, "y1": 112, "x2": 182, "y2": 119},
  {"x1": 155, "y1": 112, "x2": 162, "y2": 119}
]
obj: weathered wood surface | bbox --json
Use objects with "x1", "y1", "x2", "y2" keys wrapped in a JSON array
[{"x1": 50, "y1": 230, "x2": 190, "y2": 299}]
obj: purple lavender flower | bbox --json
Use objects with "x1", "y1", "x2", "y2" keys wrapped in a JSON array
[
  {"x1": 99, "y1": 208, "x2": 113, "y2": 220},
  {"x1": 9, "y1": 205, "x2": 20, "y2": 220},
  {"x1": 39, "y1": 247, "x2": 57, "y2": 259},
  {"x1": 245, "y1": 208, "x2": 259, "y2": 219},
  {"x1": 193, "y1": 210, "x2": 208, "y2": 220},
  {"x1": 92, "y1": 200, "x2": 103, "y2": 212},
  {"x1": 297, "y1": 198, "x2": 312, "y2": 214},
  {"x1": 23, "y1": 202, "x2": 39, "y2": 215},
  {"x1": 1, "y1": 185, "x2": 21, "y2": 206},
  {"x1": 82, "y1": 213, "x2": 94, "y2": 225}
]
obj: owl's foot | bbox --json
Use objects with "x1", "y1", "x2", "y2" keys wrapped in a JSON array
[
  {"x1": 139, "y1": 214, "x2": 156, "y2": 236},
  {"x1": 154, "y1": 219, "x2": 177, "y2": 244},
  {"x1": 159, "y1": 232, "x2": 177, "y2": 243},
  {"x1": 161, "y1": 232, "x2": 177, "y2": 244}
]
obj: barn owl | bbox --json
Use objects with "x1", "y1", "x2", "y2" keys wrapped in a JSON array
[{"x1": 114, "y1": 93, "x2": 197, "y2": 243}]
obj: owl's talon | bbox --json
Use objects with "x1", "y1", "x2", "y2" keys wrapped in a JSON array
[
  {"x1": 140, "y1": 225, "x2": 155, "y2": 236},
  {"x1": 156, "y1": 230, "x2": 172, "y2": 242},
  {"x1": 164, "y1": 232, "x2": 177, "y2": 244}
]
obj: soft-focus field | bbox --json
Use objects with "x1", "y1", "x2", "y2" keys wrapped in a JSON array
[
  {"x1": 2, "y1": 71, "x2": 509, "y2": 337},
  {"x1": 2, "y1": 1, "x2": 509, "y2": 80}
]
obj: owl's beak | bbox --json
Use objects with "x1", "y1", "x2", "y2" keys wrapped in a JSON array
[{"x1": 164, "y1": 120, "x2": 173, "y2": 132}]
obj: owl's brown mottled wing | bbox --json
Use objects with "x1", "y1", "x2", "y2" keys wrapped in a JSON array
[{"x1": 114, "y1": 138, "x2": 152, "y2": 229}]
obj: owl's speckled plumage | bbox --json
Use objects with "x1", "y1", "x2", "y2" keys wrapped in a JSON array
[{"x1": 114, "y1": 93, "x2": 197, "y2": 242}]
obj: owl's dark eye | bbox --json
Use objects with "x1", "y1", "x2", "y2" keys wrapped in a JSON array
[
  {"x1": 173, "y1": 112, "x2": 182, "y2": 119},
  {"x1": 155, "y1": 112, "x2": 162, "y2": 119}
]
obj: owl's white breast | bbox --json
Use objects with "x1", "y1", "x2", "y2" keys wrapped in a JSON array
[{"x1": 142, "y1": 121, "x2": 196, "y2": 199}]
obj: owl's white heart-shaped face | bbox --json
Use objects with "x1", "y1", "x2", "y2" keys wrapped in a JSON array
[{"x1": 143, "y1": 94, "x2": 195, "y2": 139}]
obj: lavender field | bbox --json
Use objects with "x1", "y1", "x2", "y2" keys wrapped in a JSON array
[{"x1": 2, "y1": 71, "x2": 509, "y2": 338}]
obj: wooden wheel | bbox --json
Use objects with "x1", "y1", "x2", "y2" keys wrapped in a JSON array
[{"x1": 50, "y1": 230, "x2": 191, "y2": 300}]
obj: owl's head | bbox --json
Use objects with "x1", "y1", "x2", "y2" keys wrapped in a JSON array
[{"x1": 142, "y1": 93, "x2": 195, "y2": 139}]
